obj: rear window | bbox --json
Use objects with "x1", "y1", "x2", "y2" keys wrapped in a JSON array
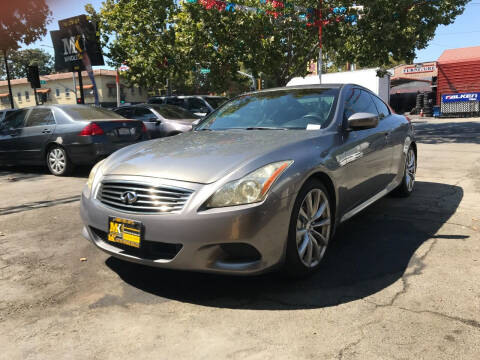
[
  {"x1": 61, "y1": 106, "x2": 125, "y2": 120},
  {"x1": 150, "y1": 105, "x2": 199, "y2": 119}
]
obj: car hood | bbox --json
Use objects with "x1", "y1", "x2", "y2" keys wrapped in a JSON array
[{"x1": 102, "y1": 130, "x2": 318, "y2": 184}]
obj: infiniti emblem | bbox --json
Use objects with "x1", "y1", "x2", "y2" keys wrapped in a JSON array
[{"x1": 120, "y1": 191, "x2": 138, "y2": 205}]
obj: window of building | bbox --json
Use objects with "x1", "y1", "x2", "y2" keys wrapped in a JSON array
[
  {"x1": 25, "y1": 91, "x2": 30, "y2": 101},
  {"x1": 17, "y1": 92, "x2": 22, "y2": 102},
  {"x1": 65, "y1": 88, "x2": 70, "y2": 97},
  {"x1": 55, "y1": 88, "x2": 60, "y2": 97},
  {"x1": 1, "y1": 96, "x2": 10, "y2": 105},
  {"x1": 108, "y1": 87, "x2": 115, "y2": 97}
]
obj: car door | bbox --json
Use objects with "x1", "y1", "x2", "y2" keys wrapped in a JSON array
[
  {"x1": 16, "y1": 108, "x2": 56, "y2": 165},
  {"x1": 334, "y1": 88, "x2": 394, "y2": 214},
  {"x1": 370, "y1": 94, "x2": 406, "y2": 178},
  {"x1": 0, "y1": 109, "x2": 28, "y2": 165}
]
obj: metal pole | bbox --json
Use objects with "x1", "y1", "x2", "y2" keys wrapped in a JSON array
[
  {"x1": 116, "y1": 69, "x2": 120, "y2": 106},
  {"x1": 3, "y1": 49, "x2": 15, "y2": 109},
  {"x1": 33, "y1": 88, "x2": 39, "y2": 106},
  {"x1": 72, "y1": 71, "x2": 78, "y2": 103},
  {"x1": 77, "y1": 69, "x2": 85, "y2": 104},
  {"x1": 317, "y1": 1, "x2": 323, "y2": 84}
]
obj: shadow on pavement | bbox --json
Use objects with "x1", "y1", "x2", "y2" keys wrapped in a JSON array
[
  {"x1": 106, "y1": 181, "x2": 464, "y2": 310},
  {"x1": 0, "y1": 165, "x2": 91, "y2": 180},
  {"x1": 414, "y1": 121, "x2": 480, "y2": 145}
]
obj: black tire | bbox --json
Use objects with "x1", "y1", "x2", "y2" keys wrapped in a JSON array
[
  {"x1": 392, "y1": 145, "x2": 416, "y2": 197},
  {"x1": 283, "y1": 179, "x2": 333, "y2": 278},
  {"x1": 46, "y1": 145, "x2": 75, "y2": 176}
]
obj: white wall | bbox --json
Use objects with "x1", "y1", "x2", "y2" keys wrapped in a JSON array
[{"x1": 287, "y1": 68, "x2": 391, "y2": 104}]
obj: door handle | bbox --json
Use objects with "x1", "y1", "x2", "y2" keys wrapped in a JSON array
[{"x1": 42, "y1": 129, "x2": 52, "y2": 134}]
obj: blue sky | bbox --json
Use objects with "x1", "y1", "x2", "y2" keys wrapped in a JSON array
[{"x1": 23, "y1": 0, "x2": 480, "y2": 66}]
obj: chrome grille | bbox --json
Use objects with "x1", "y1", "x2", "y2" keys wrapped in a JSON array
[{"x1": 98, "y1": 181, "x2": 194, "y2": 214}]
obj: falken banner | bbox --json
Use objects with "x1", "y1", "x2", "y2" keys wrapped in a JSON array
[
  {"x1": 50, "y1": 15, "x2": 104, "y2": 72},
  {"x1": 442, "y1": 92, "x2": 480, "y2": 103}
]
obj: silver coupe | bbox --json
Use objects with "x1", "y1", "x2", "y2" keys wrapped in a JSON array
[{"x1": 80, "y1": 84, "x2": 417, "y2": 276}]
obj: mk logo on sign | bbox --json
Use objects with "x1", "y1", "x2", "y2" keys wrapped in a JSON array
[{"x1": 62, "y1": 35, "x2": 86, "y2": 62}]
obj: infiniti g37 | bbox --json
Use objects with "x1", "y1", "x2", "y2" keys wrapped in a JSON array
[{"x1": 80, "y1": 84, "x2": 417, "y2": 276}]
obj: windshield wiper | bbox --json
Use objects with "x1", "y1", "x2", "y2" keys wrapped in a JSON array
[{"x1": 244, "y1": 127, "x2": 289, "y2": 130}]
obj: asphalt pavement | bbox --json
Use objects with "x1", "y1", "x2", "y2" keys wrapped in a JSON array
[{"x1": 1, "y1": 117, "x2": 479, "y2": 359}]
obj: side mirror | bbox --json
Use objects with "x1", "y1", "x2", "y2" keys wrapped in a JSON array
[
  {"x1": 200, "y1": 107, "x2": 210, "y2": 114},
  {"x1": 347, "y1": 112, "x2": 379, "y2": 131}
]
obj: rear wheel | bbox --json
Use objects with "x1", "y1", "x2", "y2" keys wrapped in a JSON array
[
  {"x1": 284, "y1": 180, "x2": 333, "y2": 277},
  {"x1": 393, "y1": 146, "x2": 416, "y2": 197},
  {"x1": 46, "y1": 146, "x2": 74, "y2": 176}
]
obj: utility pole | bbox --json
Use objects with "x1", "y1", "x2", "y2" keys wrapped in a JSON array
[
  {"x1": 116, "y1": 68, "x2": 120, "y2": 107},
  {"x1": 77, "y1": 68, "x2": 85, "y2": 104},
  {"x1": 317, "y1": 0, "x2": 323, "y2": 83},
  {"x1": 2, "y1": 49, "x2": 15, "y2": 109}
]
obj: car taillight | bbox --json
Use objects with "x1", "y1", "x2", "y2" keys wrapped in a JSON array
[
  {"x1": 405, "y1": 116, "x2": 412, "y2": 123},
  {"x1": 141, "y1": 122, "x2": 147, "y2": 133},
  {"x1": 80, "y1": 122, "x2": 104, "y2": 136}
]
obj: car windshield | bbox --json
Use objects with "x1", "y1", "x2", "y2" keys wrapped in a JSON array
[
  {"x1": 196, "y1": 89, "x2": 338, "y2": 130},
  {"x1": 61, "y1": 106, "x2": 125, "y2": 120},
  {"x1": 150, "y1": 105, "x2": 199, "y2": 119},
  {"x1": 205, "y1": 97, "x2": 228, "y2": 109}
]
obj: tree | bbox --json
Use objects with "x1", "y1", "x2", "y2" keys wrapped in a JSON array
[
  {"x1": 0, "y1": 0, "x2": 51, "y2": 51},
  {"x1": 0, "y1": 49, "x2": 54, "y2": 80},
  {"x1": 92, "y1": 0, "x2": 469, "y2": 93},
  {"x1": 86, "y1": 0, "x2": 177, "y2": 90}
]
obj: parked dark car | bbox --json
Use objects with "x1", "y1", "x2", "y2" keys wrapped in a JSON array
[
  {"x1": 0, "y1": 105, "x2": 148, "y2": 176},
  {"x1": 81, "y1": 84, "x2": 417, "y2": 276},
  {"x1": 148, "y1": 95, "x2": 228, "y2": 116},
  {"x1": 112, "y1": 104, "x2": 199, "y2": 138}
]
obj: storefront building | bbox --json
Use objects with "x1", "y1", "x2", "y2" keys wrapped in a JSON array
[
  {"x1": 0, "y1": 69, "x2": 148, "y2": 110},
  {"x1": 437, "y1": 46, "x2": 480, "y2": 117},
  {"x1": 389, "y1": 62, "x2": 437, "y2": 114}
]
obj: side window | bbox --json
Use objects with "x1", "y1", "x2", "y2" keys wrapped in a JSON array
[
  {"x1": 166, "y1": 98, "x2": 184, "y2": 107},
  {"x1": 187, "y1": 98, "x2": 206, "y2": 112},
  {"x1": 370, "y1": 94, "x2": 390, "y2": 119},
  {"x1": 25, "y1": 109, "x2": 55, "y2": 127},
  {"x1": 343, "y1": 88, "x2": 378, "y2": 120},
  {"x1": 2, "y1": 110, "x2": 28, "y2": 130},
  {"x1": 134, "y1": 107, "x2": 156, "y2": 121}
]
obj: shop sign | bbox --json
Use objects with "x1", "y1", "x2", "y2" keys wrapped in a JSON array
[
  {"x1": 442, "y1": 92, "x2": 480, "y2": 103},
  {"x1": 403, "y1": 65, "x2": 436, "y2": 74}
]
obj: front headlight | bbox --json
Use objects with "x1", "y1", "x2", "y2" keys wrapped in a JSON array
[
  {"x1": 86, "y1": 159, "x2": 105, "y2": 191},
  {"x1": 205, "y1": 160, "x2": 293, "y2": 208}
]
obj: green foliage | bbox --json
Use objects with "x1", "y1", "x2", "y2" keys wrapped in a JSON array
[
  {"x1": 0, "y1": 49, "x2": 54, "y2": 80},
  {"x1": 91, "y1": 0, "x2": 469, "y2": 93},
  {"x1": 0, "y1": 1, "x2": 51, "y2": 51}
]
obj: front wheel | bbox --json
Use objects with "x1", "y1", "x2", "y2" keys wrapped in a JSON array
[
  {"x1": 393, "y1": 146, "x2": 416, "y2": 197},
  {"x1": 284, "y1": 180, "x2": 333, "y2": 277},
  {"x1": 46, "y1": 146, "x2": 74, "y2": 176}
]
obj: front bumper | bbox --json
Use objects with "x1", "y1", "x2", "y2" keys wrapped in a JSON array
[{"x1": 80, "y1": 176, "x2": 294, "y2": 275}]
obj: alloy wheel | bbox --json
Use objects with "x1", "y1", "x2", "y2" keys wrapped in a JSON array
[
  {"x1": 48, "y1": 148, "x2": 66, "y2": 174},
  {"x1": 296, "y1": 188, "x2": 331, "y2": 268},
  {"x1": 405, "y1": 148, "x2": 416, "y2": 192}
]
